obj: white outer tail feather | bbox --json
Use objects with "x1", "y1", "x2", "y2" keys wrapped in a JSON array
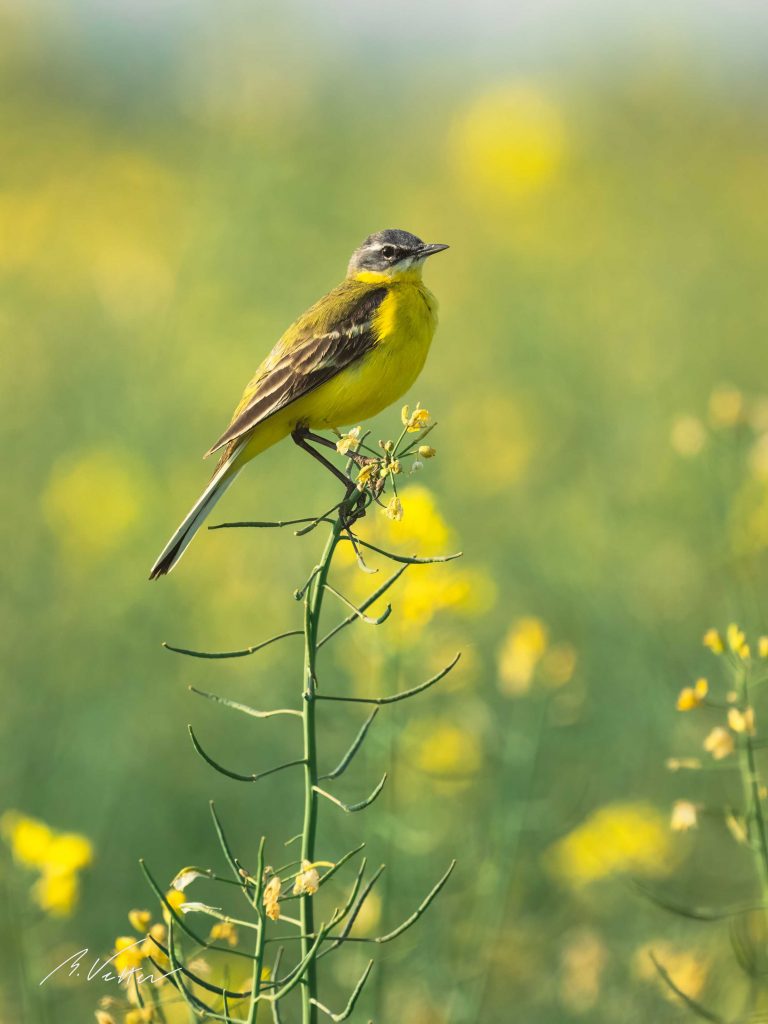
[{"x1": 149, "y1": 448, "x2": 242, "y2": 578}]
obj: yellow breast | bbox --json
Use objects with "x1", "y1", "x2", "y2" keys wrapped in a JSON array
[{"x1": 303, "y1": 278, "x2": 439, "y2": 430}]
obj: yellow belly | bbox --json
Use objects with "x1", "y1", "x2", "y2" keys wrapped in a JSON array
[{"x1": 236, "y1": 280, "x2": 438, "y2": 465}]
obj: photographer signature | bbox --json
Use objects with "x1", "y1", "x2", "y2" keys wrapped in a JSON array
[{"x1": 40, "y1": 938, "x2": 181, "y2": 987}]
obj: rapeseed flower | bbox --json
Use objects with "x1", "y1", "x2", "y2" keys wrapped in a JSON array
[
  {"x1": 401, "y1": 404, "x2": 430, "y2": 432},
  {"x1": 670, "y1": 801, "x2": 698, "y2": 832},
  {"x1": 728, "y1": 706, "x2": 755, "y2": 735},
  {"x1": 263, "y1": 874, "x2": 281, "y2": 921},
  {"x1": 113, "y1": 936, "x2": 145, "y2": 976},
  {"x1": 676, "y1": 678, "x2": 708, "y2": 711},
  {"x1": 546, "y1": 802, "x2": 673, "y2": 887},
  {"x1": 336, "y1": 426, "x2": 361, "y2": 454},
  {"x1": 670, "y1": 415, "x2": 706, "y2": 457},
  {"x1": 708, "y1": 384, "x2": 744, "y2": 428},
  {"x1": 292, "y1": 861, "x2": 320, "y2": 896},
  {"x1": 450, "y1": 83, "x2": 566, "y2": 201},
  {"x1": 727, "y1": 623, "x2": 749, "y2": 658},
  {"x1": 209, "y1": 921, "x2": 239, "y2": 945},
  {"x1": 703, "y1": 726, "x2": 734, "y2": 760},
  {"x1": 702, "y1": 629, "x2": 724, "y2": 654},
  {"x1": 1, "y1": 811, "x2": 92, "y2": 916},
  {"x1": 383, "y1": 496, "x2": 404, "y2": 522},
  {"x1": 497, "y1": 617, "x2": 548, "y2": 696},
  {"x1": 128, "y1": 909, "x2": 152, "y2": 933}
]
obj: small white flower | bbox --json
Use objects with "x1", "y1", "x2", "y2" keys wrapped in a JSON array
[
  {"x1": 171, "y1": 867, "x2": 208, "y2": 891},
  {"x1": 670, "y1": 800, "x2": 698, "y2": 832}
]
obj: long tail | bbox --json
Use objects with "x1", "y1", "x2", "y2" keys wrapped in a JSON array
[{"x1": 149, "y1": 448, "x2": 242, "y2": 579}]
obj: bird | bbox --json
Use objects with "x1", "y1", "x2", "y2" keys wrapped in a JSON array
[{"x1": 149, "y1": 229, "x2": 449, "y2": 579}]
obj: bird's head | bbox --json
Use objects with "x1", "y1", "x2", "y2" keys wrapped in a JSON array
[{"x1": 347, "y1": 229, "x2": 449, "y2": 282}]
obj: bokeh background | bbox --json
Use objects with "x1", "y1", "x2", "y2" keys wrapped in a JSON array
[{"x1": 4, "y1": 0, "x2": 768, "y2": 1020}]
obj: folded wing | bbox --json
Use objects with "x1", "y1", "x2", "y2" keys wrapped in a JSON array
[{"x1": 205, "y1": 283, "x2": 388, "y2": 458}]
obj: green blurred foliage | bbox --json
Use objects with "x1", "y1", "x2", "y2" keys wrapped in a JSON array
[{"x1": 3, "y1": 1, "x2": 768, "y2": 1021}]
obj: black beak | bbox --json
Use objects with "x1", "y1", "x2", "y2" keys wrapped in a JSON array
[{"x1": 418, "y1": 243, "x2": 450, "y2": 258}]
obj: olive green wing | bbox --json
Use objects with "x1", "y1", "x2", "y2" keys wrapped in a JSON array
[{"x1": 204, "y1": 283, "x2": 388, "y2": 458}]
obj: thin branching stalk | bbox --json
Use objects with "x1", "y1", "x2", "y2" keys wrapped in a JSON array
[
  {"x1": 132, "y1": 414, "x2": 455, "y2": 1024},
  {"x1": 735, "y1": 662, "x2": 768, "y2": 894},
  {"x1": 298, "y1": 508, "x2": 346, "y2": 1024},
  {"x1": 652, "y1": 628, "x2": 768, "y2": 1020}
]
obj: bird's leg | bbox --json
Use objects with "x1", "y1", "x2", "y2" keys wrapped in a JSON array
[
  {"x1": 291, "y1": 427, "x2": 355, "y2": 491},
  {"x1": 296, "y1": 429, "x2": 339, "y2": 453},
  {"x1": 298, "y1": 427, "x2": 378, "y2": 472},
  {"x1": 291, "y1": 428, "x2": 376, "y2": 566}
]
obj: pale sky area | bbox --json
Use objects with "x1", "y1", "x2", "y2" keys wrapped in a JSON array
[{"x1": 20, "y1": 0, "x2": 768, "y2": 72}]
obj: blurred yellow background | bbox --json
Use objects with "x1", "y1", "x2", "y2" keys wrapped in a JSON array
[{"x1": 3, "y1": 0, "x2": 768, "y2": 1020}]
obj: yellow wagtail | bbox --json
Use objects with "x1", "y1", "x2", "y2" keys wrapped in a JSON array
[{"x1": 149, "y1": 229, "x2": 448, "y2": 578}]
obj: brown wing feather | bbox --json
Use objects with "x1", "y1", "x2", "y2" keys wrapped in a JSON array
[{"x1": 205, "y1": 284, "x2": 387, "y2": 459}]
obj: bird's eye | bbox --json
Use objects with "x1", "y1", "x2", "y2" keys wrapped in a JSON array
[{"x1": 380, "y1": 245, "x2": 396, "y2": 260}]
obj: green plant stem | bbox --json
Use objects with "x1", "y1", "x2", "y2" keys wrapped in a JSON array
[
  {"x1": 299, "y1": 510, "x2": 345, "y2": 1024},
  {"x1": 247, "y1": 836, "x2": 267, "y2": 1024},
  {"x1": 737, "y1": 668, "x2": 768, "y2": 894}
]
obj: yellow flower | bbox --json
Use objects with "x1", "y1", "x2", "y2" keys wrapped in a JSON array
[
  {"x1": 113, "y1": 936, "x2": 145, "y2": 975},
  {"x1": 292, "y1": 861, "x2": 321, "y2": 896},
  {"x1": 1, "y1": 813, "x2": 92, "y2": 918},
  {"x1": 676, "y1": 678, "x2": 708, "y2": 711},
  {"x1": 418, "y1": 445, "x2": 437, "y2": 459},
  {"x1": 163, "y1": 888, "x2": 186, "y2": 920},
  {"x1": 702, "y1": 628, "x2": 724, "y2": 654},
  {"x1": 546, "y1": 802, "x2": 673, "y2": 887},
  {"x1": 383, "y1": 496, "x2": 403, "y2": 522},
  {"x1": 411, "y1": 721, "x2": 482, "y2": 778},
  {"x1": 703, "y1": 726, "x2": 734, "y2": 760},
  {"x1": 1, "y1": 813, "x2": 54, "y2": 869},
  {"x1": 342, "y1": 485, "x2": 494, "y2": 635},
  {"x1": 727, "y1": 623, "x2": 747, "y2": 654},
  {"x1": 209, "y1": 921, "x2": 239, "y2": 946},
  {"x1": 450, "y1": 83, "x2": 566, "y2": 201},
  {"x1": 41, "y1": 448, "x2": 147, "y2": 561},
  {"x1": 708, "y1": 384, "x2": 744, "y2": 428},
  {"x1": 45, "y1": 832, "x2": 93, "y2": 874},
  {"x1": 541, "y1": 643, "x2": 577, "y2": 687},
  {"x1": 336, "y1": 426, "x2": 361, "y2": 455},
  {"x1": 666, "y1": 757, "x2": 703, "y2": 771},
  {"x1": 670, "y1": 416, "x2": 706, "y2": 457},
  {"x1": 748, "y1": 434, "x2": 768, "y2": 480},
  {"x1": 263, "y1": 874, "x2": 282, "y2": 921},
  {"x1": 498, "y1": 617, "x2": 548, "y2": 696},
  {"x1": 128, "y1": 909, "x2": 152, "y2": 933},
  {"x1": 32, "y1": 871, "x2": 79, "y2": 916},
  {"x1": 401, "y1": 404, "x2": 431, "y2": 432},
  {"x1": 559, "y1": 928, "x2": 606, "y2": 1013},
  {"x1": 633, "y1": 942, "x2": 709, "y2": 1001},
  {"x1": 728, "y1": 706, "x2": 756, "y2": 735},
  {"x1": 351, "y1": 889, "x2": 381, "y2": 936},
  {"x1": 759, "y1": 636, "x2": 768, "y2": 658},
  {"x1": 187, "y1": 957, "x2": 210, "y2": 977},
  {"x1": 670, "y1": 801, "x2": 698, "y2": 832},
  {"x1": 124, "y1": 1010, "x2": 154, "y2": 1024},
  {"x1": 355, "y1": 463, "x2": 377, "y2": 490},
  {"x1": 141, "y1": 923, "x2": 168, "y2": 965}
]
